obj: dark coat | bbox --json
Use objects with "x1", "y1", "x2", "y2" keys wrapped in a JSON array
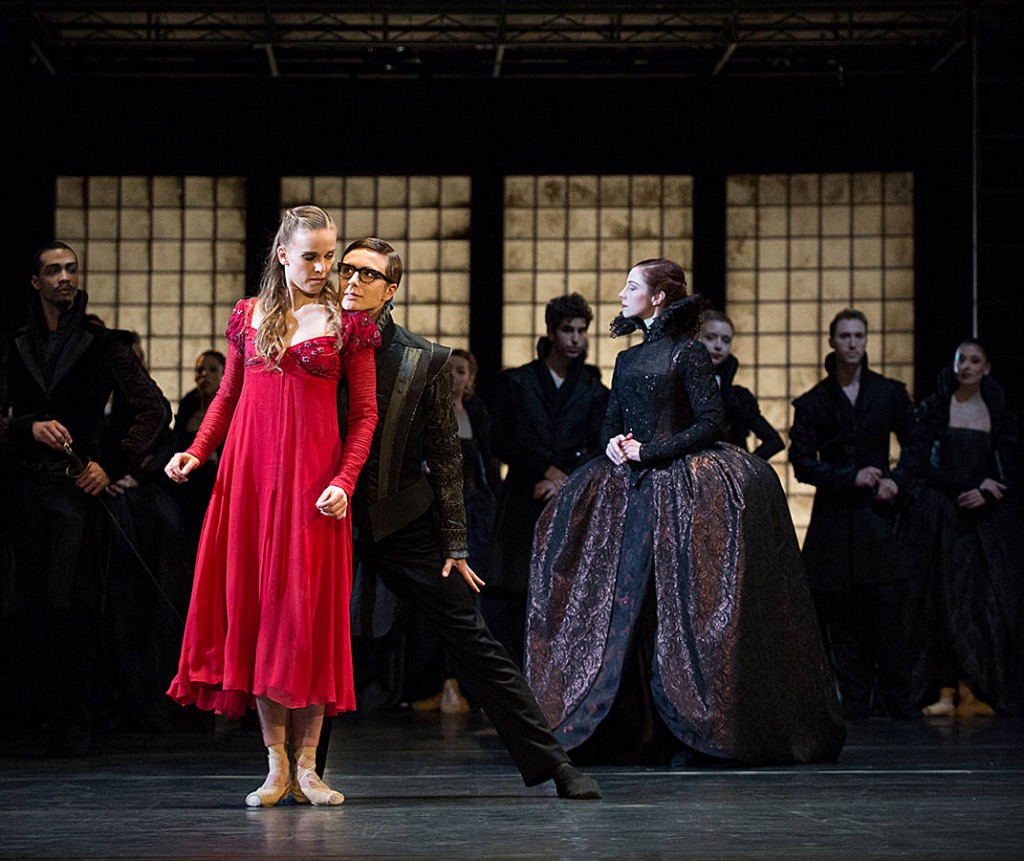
[
  {"x1": 341, "y1": 310, "x2": 467, "y2": 557},
  {"x1": 1, "y1": 293, "x2": 170, "y2": 612},
  {"x1": 715, "y1": 354, "x2": 784, "y2": 460},
  {"x1": 458, "y1": 394, "x2": 501, "y2": 574},
  {"x1": 488, "y1": 344, "x2": 609, "y2": 591},
  {"x1": 790, "y1": 353, "x2": 916, "y2": 592},
  {"x1": 1, "y1": 296, "x2": 169, "y2": 479},
  {"x1": 461, "y1": 393, "x2": 502, "y2": 499}
]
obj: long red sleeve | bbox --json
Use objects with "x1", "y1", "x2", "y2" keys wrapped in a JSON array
[
  {"x1": 329, "y1": 342, "x2": 378, "y2": 497},
  {"x1": 186, "y1": 299, "x2": 248, "y2": 465}
]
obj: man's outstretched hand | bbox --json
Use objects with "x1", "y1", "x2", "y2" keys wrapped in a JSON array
[{"x1": 441, "y1": 557, "x2": 485, "y2": 593}]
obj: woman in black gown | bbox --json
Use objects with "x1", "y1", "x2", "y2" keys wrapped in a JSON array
[
  {"x1": 903, "y1": 338, "x2": 1021, "y2": 716},
  {"x1": 698, "y1": 309, "x2": 784, "y2": 461},
  {"x1": 526, "y1": 259, "x2": 845, "y2": 766}
]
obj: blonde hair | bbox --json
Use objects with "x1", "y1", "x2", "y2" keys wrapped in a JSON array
[
  {"x1": 450, "y1": 348, "x2": 477, "y2": 401},
  {"x1": 255, "y1": 206, "x2": 340, "y2": 370}
]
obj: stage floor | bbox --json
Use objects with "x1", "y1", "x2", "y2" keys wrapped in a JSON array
[{"x1": 1, "y1": 709, "x2": 1022, "y2": 859}]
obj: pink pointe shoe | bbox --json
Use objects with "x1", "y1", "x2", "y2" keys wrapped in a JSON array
[
  {"x1": 292, "y1": 746, "x2": 344, "y2": 806},
  {"x1": 245, "y1": 743, "x2": 291, "y2": 808}
]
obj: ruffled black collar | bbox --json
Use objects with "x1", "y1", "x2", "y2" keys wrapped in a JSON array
[
  {"x1": 716, "y1": 353, "x2": 740, "y2": 388},
  {"x1": 609, "y1": 294, "x2": 710, "y2": 342}
]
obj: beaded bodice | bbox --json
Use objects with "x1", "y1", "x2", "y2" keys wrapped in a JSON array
[
  {"x1": 602, "y1": 305, "x2": 725, "y2": 465},
  {"x1": 225, "y1": 298, "x2": 379, "y2": 382},
  {"x1": 243, "y1": 330, "x2": 341, "y2": 380}
]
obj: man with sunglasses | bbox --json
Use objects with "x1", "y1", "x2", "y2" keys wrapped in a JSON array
[{"x1": 318, "y1": 237, "x2": 601, "y2": 800}]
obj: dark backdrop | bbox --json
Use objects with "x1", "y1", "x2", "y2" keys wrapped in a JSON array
[{"x1": 5, "y1": 52, "x2": 999, "y2": 409}]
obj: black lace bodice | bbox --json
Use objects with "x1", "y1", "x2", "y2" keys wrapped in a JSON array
[{"x1": 601, "y1": 312, "x2": 725, "y2": 466}]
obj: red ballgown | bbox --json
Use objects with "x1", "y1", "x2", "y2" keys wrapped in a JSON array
[{"x1": 167, "y1": 298, "x2": 379, "y2": 718}]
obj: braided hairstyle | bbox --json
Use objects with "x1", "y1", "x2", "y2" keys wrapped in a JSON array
[{"x1": 254, "y1": 206, "x2": 340, "y2": 370}]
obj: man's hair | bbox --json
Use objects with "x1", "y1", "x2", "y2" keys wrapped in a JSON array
[
  {"x1": 828, "y1": 308, "x2": 869, "y2": 340},
  {"x1": 343, "y1": 237, "x2": 403, "y2": 287},
  {"x1": 32, "y1": 241, "x2": 77, "y2": 277},
  {"x1": 545, "y1": 292, "x2": 593, "y2": 331}
]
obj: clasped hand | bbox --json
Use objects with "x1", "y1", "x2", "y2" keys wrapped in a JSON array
[
  {"x1": 606, "y1": 433, "x2": 642, "y2": 465},
  {"x1": 854, "y1": 466, "x2": 898, "y2": 502},
  {"x1": 533, "y1": 465, "x2": 569, "y2": 501},
  {"x1": 958, "y1": 477, "x2": 1006, "y2": 509}
]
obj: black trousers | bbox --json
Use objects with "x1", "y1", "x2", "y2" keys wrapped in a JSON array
[
  {"x1": 6, "y1": 469, "x2": 104, "y2": 738},
  {"x1": 318, "y1": 512, "x2": 569, "y2": 785},
  {"x1": 817, "y1": 582, "x2": 914, "y2": 714}
]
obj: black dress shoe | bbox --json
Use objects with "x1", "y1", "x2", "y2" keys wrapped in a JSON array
[{"x1": 552, "y1": 762, "x2": 602, "y2": 800}]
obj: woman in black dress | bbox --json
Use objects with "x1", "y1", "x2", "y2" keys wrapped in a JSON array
[
  {"x1": 526, "y1": 259, "x2": 845, "y2": 766},
  {"x1": 698, "y1": 309, "x2": 784, "y2": 461},
  {"x1": 904, "y1": 338, "x2": 1021, "y2": 716}
]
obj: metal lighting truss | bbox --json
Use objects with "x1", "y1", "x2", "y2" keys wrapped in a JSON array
[{"x1": 5, "y1": 1, "x2": 1014, "y2": 80}]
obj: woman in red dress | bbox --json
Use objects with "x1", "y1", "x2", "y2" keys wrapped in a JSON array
[{"x1": 165, "y1": 206, "x2": 379, "y2": 807}]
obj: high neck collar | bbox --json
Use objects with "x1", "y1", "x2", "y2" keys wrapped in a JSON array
[
  {"x1": 609, "y1": 294, "x2": 709, "y2": 342},
  {"x1": 29, "y1": 289, "x2": 88, "y2": 336},
  {"x1": 715, "y1": 353, "x2": 740, "y2": 387},
  {"x1": 642, "y1": 297, "x2": 702, "y2": 343},
  {"x1": 374, "y1": 305, "x2": 393, "y2": 335},
  {"x1": 373, "y1": 306, "x2": 396, "y2": 353},
  {"x1": 824, "y1": 351, "x2": 869, "y2": 381},
  {"x1": 644, "y1": 310, "x2": 670, "y2": 342}
]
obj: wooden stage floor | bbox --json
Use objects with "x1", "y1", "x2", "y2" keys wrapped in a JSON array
[{"x1": 1, "y1": 708, "x2": 1022, "y2": 859}]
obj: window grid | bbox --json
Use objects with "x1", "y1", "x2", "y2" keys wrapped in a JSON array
[
  {"x1": 281, "y1": 176, "x2": 472, "y2": 349},
  {"x1": 55, "y1": 175, "x2": 247, "y2": 410},
  {"x1": 725, "y1": 172, "x2": 915, "y2": 541},
  {"x1": 502, "y1": 175, "x2": 694, "y2": 383}
]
